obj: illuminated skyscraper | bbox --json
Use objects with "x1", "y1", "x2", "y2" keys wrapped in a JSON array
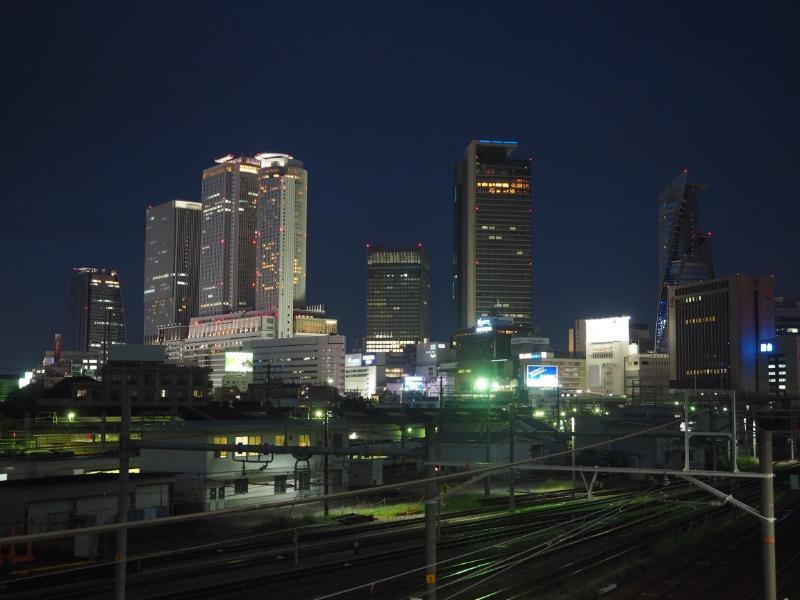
[
  {"x1": 143, "y1": 199, "x2": 201, "y2": 344},
  {"x1": 254, "y1": 153, "x2": 307, "y2": 338},
  {"x1": 365, "y1": 245, "x2": 430, "y2": 353},
  {"x1": 199, "y1": 155, "x2": 260, "y2": 316},
  {"x1": 68, "y1": 267, "x2": 126, "y2": 360},
  {"x1": 453, "y1": 139, "x2": 533, "y2": 329},
  {"x1": 655, "y1": 170, "x2": 715, "y2": 353}
]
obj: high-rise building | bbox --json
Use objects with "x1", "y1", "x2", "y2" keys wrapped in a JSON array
[
  {"x1": 143, "y1": 199, "x2": 201, "y2": 344},
  {"x1": 199, "y1": 155, "x2": 260, "y2": 316},
  {"x1": 668, "y1": 275, "x2": 775, "y2": 394},
  {"x1": 255, "y1": 153, "x2": 308, "y2": 338},
  {"x1": 453, "y1": 139, "x2": 533, "y2": 330},
  {"x1": 775, "y1": 296, "x2": 800, "y2": 336},
  {"x1": 68, "y1": 268, "x2": 126, "y2": 360},
  {"x1": 365, "y1": 245, "x2": 430, "y2": 353},
  {"x1": 655, "y1": 171, "x2": 715, "y2": 353}
]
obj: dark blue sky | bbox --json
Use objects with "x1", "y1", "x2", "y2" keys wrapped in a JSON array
[{"x1": 1, "y1": 2, "x2": 798, "y2": 373}]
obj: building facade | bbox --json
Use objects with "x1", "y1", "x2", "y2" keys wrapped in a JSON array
[
  {"x1": 199, "y1": 156, "x2": 260, "y2": 316},
  {"x1": 758, "y1": 336, "x2": 799, "y2": 397},
  {"x1": 624, "y1": 350, "x2": 669, "y2": 403},
  {"x1": 255, "y1": 153, "x2": 308, "y2": 338},
  {"x1": 668, "y1": 275, "x2": 775, "y2": 394},
  {"x1": 182, "y1": 310, "x2": 277, "y2": 388},
  {"x1": 655, "y1": 171, "x2": 715, "y2": 353},
  {"x1": 68, "y1": 268, "x2": 126, "y2": 360},
  {"x1": 453, "y1": 139, "x2": 533, "y2": 330},
  {"x1": 247, "y1": 335, "x2": 346, "y2": 390},
  {"x1": 569, "y1": 316, "x2": 633, "y2": 396},
  {"x1": 144, "y1": 199, "x2": 201, "y2": 344},
  {"x1": 365, "y1": 245, "x2": 430, "y2": 353},
  {"x1": 775, "y1": 296, "x2": 800, "y2": 336}
]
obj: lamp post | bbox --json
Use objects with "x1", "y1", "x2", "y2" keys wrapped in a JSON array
[
  {"x1": 314, "y1": 409, "x2": 329, "y2": 516},
  {"x1": 474, "y1": 377, "x2": 491, "y2": 497}
]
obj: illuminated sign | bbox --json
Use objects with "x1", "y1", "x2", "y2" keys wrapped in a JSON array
[
  {"x1": 361, "y1": 354, "x2": 376, "y2": 367},
  {"x1": 345, "y1": 354, "x2": 362, "y2": 367},
  {"x1": 526, "y1": 365, "x2": 558, "y2": 388},
  {"x1": 585, "y1": 316, "x2": 630, "y2": 345},
  {"x1": 475, "y1": 317, "x2": 493, "y2": 333},
  {"x1": 224, "y1": 351, "x2": 253, "y2": 373},
  {"x1": 760, "y1": 342, "x2": 774, "y2": 352},
  {"x1": 511, "y1": 337, "x2": 550, "y2": 345},
  {"x1": 18, "y1": 371, "x2": 33, "y2": 389},
  {"x1": 214, "y1": 154, "x2": 234, "y2": 164},
  {"x1": 403, "y1": 376, "x2": 425, "y2": 392},
  {"x1": 519, "y1": 352, "x2": 548, "y2": 360}
]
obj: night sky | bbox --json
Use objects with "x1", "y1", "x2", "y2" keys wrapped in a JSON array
[{"x1": 2, "y1": 2, "x2": 798, "y2": 373}]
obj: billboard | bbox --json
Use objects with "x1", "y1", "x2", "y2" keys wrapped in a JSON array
[
  {"x1": 403, "y1": 375, "x2": 425, "y2": 392},
  {"x1": 345, "y1": 354, "x2": 362, "y2": 367},
  {"x1": 224, "y1": 351, "x2": 253, "y2": 373},
  {"x1": 585, "y1": 316, "x2": 630, "y2": 345},
  {"x1": 361, "y1": 354, "x2": 376, "y2": 366},
  {"x1": 526, "y1": 364, "x2": 558, "y2": 388}
]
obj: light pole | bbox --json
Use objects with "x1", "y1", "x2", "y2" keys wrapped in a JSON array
[{"x1": 314, "y1": 409, "x2": 329, "y2": 517}]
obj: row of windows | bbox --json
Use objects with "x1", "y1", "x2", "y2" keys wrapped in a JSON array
[{"x1": 212, "y1": 434, "x2": 311, "y2": 458}]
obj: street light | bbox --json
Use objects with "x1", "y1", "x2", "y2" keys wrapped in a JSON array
[
  {"x1": 67, "y1": 411, "x2": 76, "y2": 422},
  {"x1": 313, "y1": 408, "x2": 330, "y2": 516},
  {"x1": 474, "y1": 377, "x2": 490, "y2": 392}
]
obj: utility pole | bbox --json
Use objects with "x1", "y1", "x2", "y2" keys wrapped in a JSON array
[
  {"x1": 760, "y1": 429, "x2": 776, "y2": 600},
  {"x1": 115, "y1": 375, "x2": 131, "y2": 600},
  {"x1": 683, "y1": 390, "x2": 690, "y2": 471},
  {"x1": 323, "y1": 412, "x2": 329, "y2": 517},
  {"x1": 508, "y1": 393, "x2": 515, "y2": 512},
  {"x1": 425, "y1": 423, "x2": 438, "y2": 600},
  {"x1": 485, "y1": 395, "x2": 491, "y2": 497}
]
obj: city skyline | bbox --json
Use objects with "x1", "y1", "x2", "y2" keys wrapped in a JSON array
[{"x1": 2, "y1": 3, "x2": 800, "y2": 371}]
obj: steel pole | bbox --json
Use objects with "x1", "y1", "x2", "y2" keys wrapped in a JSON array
[
  {"x1": 683, "y1": 391, "x2": 690, "y2": 471},
  {"x1": 115, "y1": 383, "x2": 131, "y2": 600},
  {"x1": 508, "y1": 395, "x2": 515, "y2": 512},
  {"x1": 731, "y1": 391, "x2": 738, "y2": 471},
  {"x1": 425, "y1": 423, "x2": 438, "y2": 600},
  {"x1": 760, "y1": 429, "x2": 776, "y2": 600},
  {"x1": 484, "y1": 396, "x2": 490, "y2": 497},
  {"x1": 323, "y1": 415, "x2": 329, "y2": 517}
]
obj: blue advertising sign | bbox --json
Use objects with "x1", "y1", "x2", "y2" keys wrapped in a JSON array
[{"x1": 526, "y1": 365, "x2": 558, "y2": 388}]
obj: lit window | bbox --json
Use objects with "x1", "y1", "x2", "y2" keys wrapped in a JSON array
[
  {"x1": 247, "y1": 435, "x2": 262, "y2": 457},
  {"x1": 234, "y1": 435, "x2": 248, "y2": 457},
  {"x1": 298, "y1": 434, "x2": 311, "y2": 447},
  {"x1": 213, "y1": 435, "x2": 228, "y2": 458}
]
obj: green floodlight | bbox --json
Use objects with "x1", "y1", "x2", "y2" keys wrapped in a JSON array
[
  {"x1": 474, "y1": 377, "x2": 490, "y2": 392},
  {"x1": 314, "y1": 409, "x2": 324, "y2": 419},
  {"x1": 67, "y1": 411, "x2": 76, "y2": 422}
]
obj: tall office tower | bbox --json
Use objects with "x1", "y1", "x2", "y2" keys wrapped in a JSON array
[
  {"x1": 668, "y1": 275, "x2": 774, "y2": 394},
  {"x1": 68, "y1": 267, "x2": 126, "y2": 360},
  {"x1": 255, "y1": 153, "x2": 308, "y2": 338},
  {"x1": 365, "y1": 245, "x2": 430, "y2": 353},
  {"x1": 453, "y1": 139, "x2": 532, "y2": 330},
  {"x1": 655, "y1": 170, "x2": 715, "y2": 353},
  {"x1": 199, "y1": 155, "x2": 260, "y2": 316},
  {"x1": 143, "y1": 199, "x2": 201, "y2": 344},
  {"x1": 775, "y1": 296, "x2": 800, "y2": 336}
]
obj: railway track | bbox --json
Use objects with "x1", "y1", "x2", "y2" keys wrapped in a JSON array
[{"x1": 0, "y1": 487, "x2": 646, "y2": 599}]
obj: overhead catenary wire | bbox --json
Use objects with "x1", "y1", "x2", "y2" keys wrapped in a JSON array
[
  {"x1": 434, "y1": 485, "x2": 660, "y2": 600},
  {"x1": 309, "y1": 495, "x2": 645, "y2": 600},
  {"x1": 0, "y1": 411, "x2": 706, "y2": 545}
]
